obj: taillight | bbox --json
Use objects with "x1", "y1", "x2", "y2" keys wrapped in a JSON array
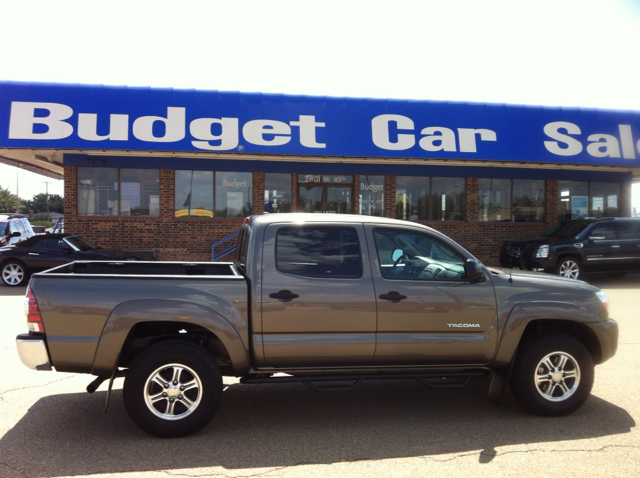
[{"x1": 24, "y1": 288, "x2": 45, "y2": 333}]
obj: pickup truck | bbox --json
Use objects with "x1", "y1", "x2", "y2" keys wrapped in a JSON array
[{"x1": 16, "y1": 213, "x2": 618, "y2": 438}]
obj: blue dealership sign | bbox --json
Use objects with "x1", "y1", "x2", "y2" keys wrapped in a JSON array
[{"x1": 1, "y1": 81, "x2": 639, "y2": 167}]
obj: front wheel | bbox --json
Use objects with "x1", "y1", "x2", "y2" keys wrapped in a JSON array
[
  {"x1": 509, "y1": 331, "x2": 594, "y2": 416},
  {"x1": 123, "y1": 340, "x2": 222, "y2": 437},
  {"x1": 553, "y1": 257, "x2": 582, "y2": 280}
]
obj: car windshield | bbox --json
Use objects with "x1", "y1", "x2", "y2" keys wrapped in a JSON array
[
  {"x1": 64, "y1": 236, "x2": 97, "y2": 251},
  {"x1": 543, "y1": 221, "x2": 592, "y2": 239},
  {"x1": 0, "y1": 221, "x2": 7, "y2": 233}
]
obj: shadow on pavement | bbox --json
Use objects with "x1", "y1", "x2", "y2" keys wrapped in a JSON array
[
  {"x1": 587, "y1": 272, "x2": 640, "y2": 290},
  {"x1": 0, "y1": 377, "x2": 634, "y2": 477}
]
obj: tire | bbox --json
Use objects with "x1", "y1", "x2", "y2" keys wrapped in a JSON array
[
  {"x1": 509, "y1": 331, "x2": 594, "y2": 416},
  {"x1": 1, "y1": 260, "x2": 28, "y2": 286},
  {"x1": 553, "y1": 256, "x2": 582, "y2": 280},
  {"x1": 123, "y1": 340, "x2": 223, "y2": 438}
]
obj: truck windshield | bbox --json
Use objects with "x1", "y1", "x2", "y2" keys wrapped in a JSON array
[{"x1": 543, "y1": 221, "x2": 591, "y2": 239}]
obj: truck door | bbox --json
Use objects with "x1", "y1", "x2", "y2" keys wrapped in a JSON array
[
  {"x1": 365, "y1": 225, "x2": 498, "y2": 365},
  {"x1": 259, "y1": 223, "x2": 377, "y2": 367}
]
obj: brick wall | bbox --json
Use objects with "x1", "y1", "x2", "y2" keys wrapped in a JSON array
[{"x1": 65, "y1": 166, "x2": 560, "y2": 266}]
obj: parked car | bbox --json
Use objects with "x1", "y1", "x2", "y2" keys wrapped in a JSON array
[
  {"x1": 0, "y1": 213, "x2": 36, "y2": 247},
  {"x1": 0, "y1": 233, "x2": 151, "y2": 286},
  {"x1": 500, "y1": 217, "x2": 640, "y2": 279}
]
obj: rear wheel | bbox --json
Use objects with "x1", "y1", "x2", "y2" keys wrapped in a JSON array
[
  {"x1": 1, "y1": 261, "x2": 28, "y2": 286},
  {"x1": 510, "y1": 331, "x2": 594, "y2": 416},
  {"x1": 123, "y1": 340, "x2": 222, "y2": 437},
  {"x1": 553, "y1": 257, "x2": 582, "y2": 280}
]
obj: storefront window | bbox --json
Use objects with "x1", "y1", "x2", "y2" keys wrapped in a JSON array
[
  {"x1": 78, "y1": 167, "x2": 159, "y2": 217},
  {"x1": 479, "y1": 179, "x2": 511, "y2": 222},
  {"x1": 558, "y1": 181, "x2": 620, "y2": 222},
  {"x1": 432, "y1": 177, "x2": 465, "y2": 221},
  {"x1": 590, "y1": 182, "x2": 620, "y2": 217},
  {"x1": 175, "y1": 170, "x2": 214, "y2": 217},
  {"x1": 264, "y1": 173, "x2": 292, "y2": 213},
  {"x1": 513, "y1": 179, "x2": 545, "y2": 222},
  {"x1": 215, "y1": 172, "x2": 253, "y2": 218},
  {"x1": 395, "y1": 176, "x2": 464, "y2": 222},
  {"x1": 360, "y1": 175, "x2": 384, "y2": 216},
  {"x1": 479, "y1": 179, "x2": 544, "y2": 222},
  {"x1": 78, "y1": 167, "x2": 118, "y2": 216},
  {"x1": 120, "y1": 169, "x2": 160, "y2": 217},
  {"x1": 175, "y1": 171, "x2": 253, "y2": 218},
  {"x1": 396, "y1": 176, "x2": 430, "y2": 221}
]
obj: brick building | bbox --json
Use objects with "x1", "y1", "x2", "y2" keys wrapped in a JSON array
[{"x1": 1, "y1": 82, "x2": 638, "y2": 266}]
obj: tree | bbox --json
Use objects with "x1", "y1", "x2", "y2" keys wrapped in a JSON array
[
  {"x1": 25, "y1": 193, "x2": 64, "y2": 215},
  {"x1": 0, "y1": 186, "x2": 18, "y2": 213}
]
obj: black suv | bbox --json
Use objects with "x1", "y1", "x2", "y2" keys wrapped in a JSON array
[{"x1": 500, "y1": 217, "x2": 640, "y2": 279}]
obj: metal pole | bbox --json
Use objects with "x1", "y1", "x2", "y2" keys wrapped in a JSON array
[
  {"x1": 15, "y1": 170, "x2": 19, "y2": 214},
  {"x1": 43, "y1": 181, "x2": 51, "y2": 220}
]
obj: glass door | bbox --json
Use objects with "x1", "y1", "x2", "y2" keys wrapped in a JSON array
[
  {"x1": 297, "y1": 174, "x2": 354, "y2": 214},
  {"x1": 327, "y1": 186, "x2": 351, "y2": 213},
  {"x1": 298, "y1": 186, "x2": 324, "y2": 212}
]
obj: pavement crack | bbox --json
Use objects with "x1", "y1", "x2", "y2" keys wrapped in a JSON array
[
  {"x1": 423, "y1": 444, "x2": 640, "y2": 463},
  {"x1": 0, "y1": 374, "x2": 80, "y2": 401},
  {"x1": 160, "y1": 467, "x2": 288, "y2": 478}
]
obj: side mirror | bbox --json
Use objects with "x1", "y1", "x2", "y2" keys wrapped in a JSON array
[
  {"x1": 464, "y1": 259, "x2": 485, "y2": 283},
  {"x1": 10, "y1": 231, "x2": 21, "y2": 238},
  {"x1": 391, "y1": 249, "x2": 404, "y2": 262}
]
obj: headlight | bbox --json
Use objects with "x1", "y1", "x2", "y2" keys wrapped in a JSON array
[
  {"x1": 535, "y1": 245, "x2": 549, "y2": 258},
  {"x1": 595, "y1": 290, "x2": 609, "y2": 311}
]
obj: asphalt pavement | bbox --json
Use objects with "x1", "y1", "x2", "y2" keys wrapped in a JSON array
[{"x1": 0, "y1": 275, "x2": 638, "y2": 478}]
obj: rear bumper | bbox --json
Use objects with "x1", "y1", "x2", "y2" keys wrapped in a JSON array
[{"x1": 16, "y1": 333, "x2": 52, "y2": 371}]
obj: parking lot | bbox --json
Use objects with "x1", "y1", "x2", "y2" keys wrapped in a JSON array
[{"x1": 1, "y1": 275, "x2": 639, "y2": 478}]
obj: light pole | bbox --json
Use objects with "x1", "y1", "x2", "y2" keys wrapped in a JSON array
[{"x1": 43, "y1": 181, "x2": 51, "y2": 220}]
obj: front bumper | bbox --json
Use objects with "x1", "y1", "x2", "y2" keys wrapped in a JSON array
[
  {"x1": 499, "y1": 249, "x2": 555, "y2": 270},
  {"x1": 590, "y1": 319, "x2": 619, "y2": 364},
  {"x1": 16, "y1": 333, "x2": 52, "y2": 371}
]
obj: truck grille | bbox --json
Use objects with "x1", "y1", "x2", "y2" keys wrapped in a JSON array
[{"x1": 504, "y1": 243, "x2": 526, "y2": 258}]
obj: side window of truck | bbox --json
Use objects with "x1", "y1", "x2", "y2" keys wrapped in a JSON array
[
  {"x1": 276, "y1": 226, "x2": 362, "y2": 278},
  {"x1": 373, "y1": 228, "x2": 466, "y2": 280}
]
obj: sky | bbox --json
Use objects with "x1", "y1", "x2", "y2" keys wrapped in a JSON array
[{"x1": 0, "y1": 0, "x2": 639, "y2": 204}]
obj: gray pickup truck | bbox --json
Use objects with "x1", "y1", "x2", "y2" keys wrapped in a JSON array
[{"x1": 16, "y1": 214, "x2": 618, "y2": 437}]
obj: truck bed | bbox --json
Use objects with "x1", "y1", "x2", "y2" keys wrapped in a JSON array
[{"x1": 28, "y1": 261, "x2": 249, "y2": 375}]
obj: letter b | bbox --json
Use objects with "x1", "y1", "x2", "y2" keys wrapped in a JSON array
[{"x1": 9, "y1": 102, "x2": 74, "y2": 140}]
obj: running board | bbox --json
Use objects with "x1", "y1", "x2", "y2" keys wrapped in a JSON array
[{"x1": 240, "y1": 370, "x2": 489, "y2": 392}]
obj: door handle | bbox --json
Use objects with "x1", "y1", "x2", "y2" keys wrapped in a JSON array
[
  {"x1": 379, "y1": 292, "x2": 408, "y2": 303},
  {"x1": 269, "y1": 290, "x2": 299, "y2": 302},
  {"x1": 610, "y1": 245, "x2": 621, "y2": 249}
]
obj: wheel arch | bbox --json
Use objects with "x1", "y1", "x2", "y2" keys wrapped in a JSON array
[
  {"x1": 493, "y1": 301, "x2": 603, "y2": 369},
  {"x1": 91, "y1": 299, "x2": 250, "y2": 377}
]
